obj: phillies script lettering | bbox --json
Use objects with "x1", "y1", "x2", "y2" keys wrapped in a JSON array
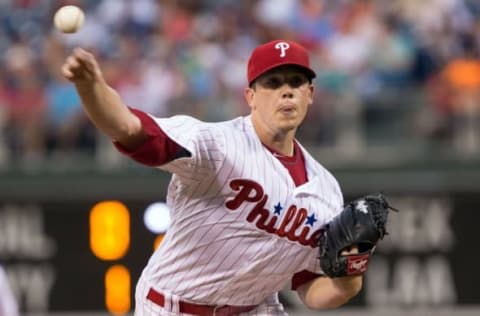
[{"x1": 225, "y1": 179, "x2": 322, "y2": 247}]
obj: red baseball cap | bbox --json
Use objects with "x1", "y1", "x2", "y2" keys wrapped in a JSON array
[{"x1": 247, "y1": 40, "x2": 316, "y2": 85}]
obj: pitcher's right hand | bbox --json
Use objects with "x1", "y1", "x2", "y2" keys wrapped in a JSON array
[{"x1": 61, "y1": 48, "x2": 104, "y2": 85}]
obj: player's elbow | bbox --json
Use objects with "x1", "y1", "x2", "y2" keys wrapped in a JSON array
[
  {"x1": 301, "y1": 276, "x2": 363, "y2": 310},
  {"x1": 313, "y1": 284, "x2": 362, "y2": 310},
  {"x1": 330, "y1": 277, "x2": 362, "y2": 308}
]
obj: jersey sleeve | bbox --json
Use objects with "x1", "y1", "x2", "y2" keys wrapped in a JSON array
[
  {"x1": 291, "y1": 247, "x2": 325, "y2": 290},
  {"x1": 113, "y1": 108, "x2": 188, "y2": 166},
  {"x1": 150, "y1": 114, "x2": 225, "y2": 178}
]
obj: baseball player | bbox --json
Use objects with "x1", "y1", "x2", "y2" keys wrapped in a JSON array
[
  {"x1": 0, "y1": 265, "x2": 19, "y2": 316},
  {"x1": 62, "y1": 40, "x2": 364, "y2": 315}
]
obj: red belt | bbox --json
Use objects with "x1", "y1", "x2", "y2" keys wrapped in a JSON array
[{"x1": 146, "y1": 288, "x2": 257, "y2": 316}]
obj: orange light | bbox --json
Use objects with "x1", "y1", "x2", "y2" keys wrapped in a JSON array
[
  {"x1": 153, "y1": 234, "x2": 165, "y2": 251},
  {"x1": 105, "y1": 265, "x2": 130, "y2": 315},
  {"x1": 90, "y1": 201, "x2": 130, "y2": 260}
]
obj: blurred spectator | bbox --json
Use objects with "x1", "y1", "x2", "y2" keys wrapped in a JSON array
[
  {"x1": 433, "y1": 34, "x2": 480, "y2": 154},
  {"x1": 368, "y1": 15, "x2": 414, "y2": 89},
  {"x1": 0, "y1": 265, "x2": 19, "y2": 316},
  {"x1": 312, "y1": 0, "x2": 378, "y2": 154},
  {"x1": 288, "y1": 0, "x2": 335, "y2": 46},
  {"x1": 254, "y1": 0, "x2": 296, "y2": 29},
  {"x1": 0, "y1": 0, "x2": 479, "y2": 167},
  {"x1": 3, "y1": 41, "x2": 47, "y2": 166},
  {"x1": 0, "y1": 72, "x2": 9, "y2": 166},
  {"x1": 42, "y1": 36, "x2": 94, "y2": 159}
]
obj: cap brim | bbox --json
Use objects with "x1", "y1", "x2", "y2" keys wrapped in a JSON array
[{"x1": 250, "y1": 62, "x2": 316, "y2": 85}]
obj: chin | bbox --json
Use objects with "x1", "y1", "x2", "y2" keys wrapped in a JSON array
[
  {"x1": 285, "y1": 115, "x2": 302, "y2": 124},
  {"x1": 278, "y1": 121, "x2": 300, "y2": 132}
]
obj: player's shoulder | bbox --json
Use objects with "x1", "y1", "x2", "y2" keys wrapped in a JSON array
[
  {"x1": 166, "y1": 114, "x2": 243, "y2": 128},
  {"x1": 160, "y1": 114, "x2": 227, "y2": 133},
  {"x1": 314, "y1": 160, "x2": 339, "y2": 185},
  {"x1": 163, "y1": 114, "x2": 203, "y2": 125},
  {"x1": 157, "y1": 114, "x2": 252, "y2": 149},
  {"x1": 196, "y1": 115, "x2": 251, "y2": 135},
  {"x1": 164, "y1": 115, "x2": 248, "y2": 145},
  {"x1": 208, "y1": 115, "x2": 247, "y2": 127},
  {"x1": 298, "y1": 144, "x2": 344, "y2": 203},
  {"x1": 315, "y1": 161, "x2": 342, "y2": 194}
]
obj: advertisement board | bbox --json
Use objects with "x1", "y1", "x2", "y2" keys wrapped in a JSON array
[{"x1": 0, "y1": 194, "x2": 478, "y2": 313}]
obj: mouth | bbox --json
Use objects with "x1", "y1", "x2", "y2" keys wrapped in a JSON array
[{"x1": 278, "y1": 104, "x2": 297, "y2": 115}]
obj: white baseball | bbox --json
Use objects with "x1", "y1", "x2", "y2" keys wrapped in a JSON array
[{"x1": 53, "y1": 5, "x2": 85, "y2": 33}]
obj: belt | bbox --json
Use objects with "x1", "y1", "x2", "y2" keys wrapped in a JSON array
[{"x1": 146, "y1": 288, "x2": 257, "y2": 316}]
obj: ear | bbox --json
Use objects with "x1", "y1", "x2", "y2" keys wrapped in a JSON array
[
  {"x1": 307, "y1": 84, "x2": 315, "y2": 105},
  {"x1": 244, "y1": 87, "x2": 255, "y2": 110}
]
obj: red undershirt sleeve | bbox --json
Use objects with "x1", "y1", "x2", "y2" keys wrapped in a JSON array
[
  {"x1": 113, "y1": 108, "x2": 187, "y2": 166},
  {"x1": 291, "y1": 270, "x2": 323, "y2": 291}
]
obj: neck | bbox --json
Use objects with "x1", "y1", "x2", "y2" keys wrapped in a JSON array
[
  {"x1": 267, "y1": 136, "x2": 295, "y2": 156},
  {"x1": 251, "y1": 116, "x2": 296, "y2": 156},
  {"x1": 266, "y1": 139, "x2": 295, "y2": 157}
]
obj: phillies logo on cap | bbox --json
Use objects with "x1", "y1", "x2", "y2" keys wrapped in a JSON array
[
  {"x1": 275, "y1": 42, "x2": 290, "y2": 58},
  {"x1": 247, "y1": 39, "x2": 317, "y2": 84}
]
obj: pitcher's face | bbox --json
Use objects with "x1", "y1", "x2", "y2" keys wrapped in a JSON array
[{"x1": 245, "y1": 66, "x2": 314, "y2": 134}]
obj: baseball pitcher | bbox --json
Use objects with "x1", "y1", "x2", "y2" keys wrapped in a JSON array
[{"x1": 62, "y1": 39, "x2": 395, "y2": 315}]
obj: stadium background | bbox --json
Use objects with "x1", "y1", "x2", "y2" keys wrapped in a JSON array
[{"x1": 1, "y1": 0, "x2": 480, "y2": 315}]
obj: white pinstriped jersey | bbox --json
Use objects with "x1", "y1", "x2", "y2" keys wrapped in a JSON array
[{"x1": 137, "y1": 114, "x2": 344, "y2": 307}]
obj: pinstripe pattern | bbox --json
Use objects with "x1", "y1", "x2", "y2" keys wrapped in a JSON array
[{"x1": 134, "y1": 115, "x2": 343, "y2": 314}]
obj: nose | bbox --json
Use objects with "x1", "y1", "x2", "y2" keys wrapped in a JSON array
[{"x1": 281, "y1": 88, "x2": 294, "y2": 99}]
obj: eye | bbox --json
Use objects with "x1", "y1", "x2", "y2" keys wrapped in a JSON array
[
  {"x1": 262, "y1": 76, "x2": 283, "y2": 89},
  {"x1": 288, "y1": 75, "x2": 308, "y2": 88}
]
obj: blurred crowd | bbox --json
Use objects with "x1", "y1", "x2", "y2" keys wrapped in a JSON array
[{"x1": 0, "y1": 0, "x2": 480, "y2": 169}]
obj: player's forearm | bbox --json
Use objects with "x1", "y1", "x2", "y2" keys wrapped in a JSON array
[
  {"x1": 298, "y1": 275, "x2": 362, "y2": 310},
  {"x1": 75, "y1": 80, "x2": 146, "y2": 149},
  {"x1": 62, "y1": 48, "x2": 146, "y2": 149}
]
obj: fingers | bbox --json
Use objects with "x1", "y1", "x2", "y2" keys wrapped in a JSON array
[
  {"x1": 73, "y1": 48, "x2": 97, "y2": 71},
  {"x1": 340, "y1": 246, "x2": 359, "y2": 255},
  {"x1": 61, "y1": 47, "x2": 100, "y2": 83},
  {"x1": 61, "y1": 63, "x2": 74, "y2": 80}
]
